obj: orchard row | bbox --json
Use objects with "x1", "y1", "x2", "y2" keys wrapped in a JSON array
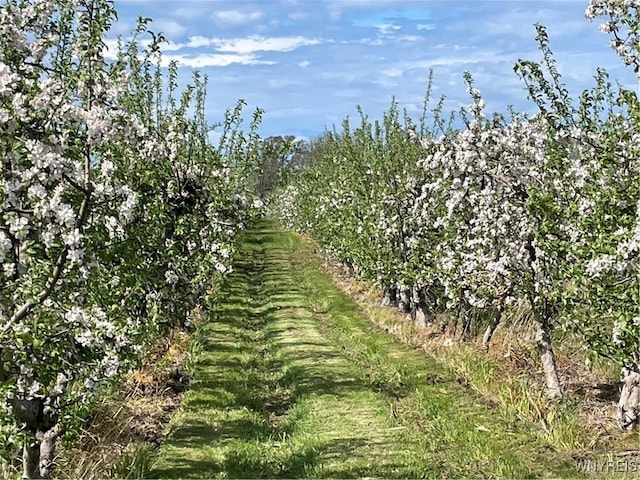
[
  {"x1": 0, "y1": 0, "x2": 268, "y2": 478},
  {"x1": 271, "y1": 0, "x2": 640, "y2": 432}
]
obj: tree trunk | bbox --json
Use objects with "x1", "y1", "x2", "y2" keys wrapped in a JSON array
[
  {"x1": 482, "y1": 317, "x2": 500, "y2": 349},
  {"x1": 12, "y1": 398, "x2": 59, "y2": 479},
  {"x1": 23, "y1": 434, "x2": 40, "y2": 480},
  {"x1": 381, "y1": 285, "x2": 398, "y2": 307},
  {"x1": 460, "y1": 308, "x2": 472, "y2": 343},
  {"x1": 522, "y1": 235, "x2": 561, "y2": 400},
  {"x1": 536, "y1": 320, "x2": 562, "y2": 400},
  {"x1": 617, "y1": 365, "x2": 640, "y2": 430},
  {"x1": 342, "y1": 260, "x2": 355, "y2": 276},
  {"x1": 398, "y1": 288, "x2": 411, "y2": 313},
  {"x1": 457, "y1": 291, "x2": 471, "y2": 342},
  {"x1": 482, "y1": 301, "x2": 506, "y2": 350},
  {"x1": 412, "y1": 288, "x2": 430, "y2": 328},
  {"x1": 37, "y1": 425, "x2": 60, "y2": 479},
  {"x1": 21, "y1": 425, "x2": 60, "y2": 480}
]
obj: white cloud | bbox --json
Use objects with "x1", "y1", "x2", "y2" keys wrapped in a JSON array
[
  {"x1": 417, "y1": 24, "x2": 436, "y2": 31},
  {"x1": 327, "y1": 5, "x2": 343, "y2": 22},
  {"x1": 371, "y1": 77, "x2": 399, "y2": 88},
  {"x1": 173, "y1": 5, "x2": 209, "y2": 20},
  {"x1": 156, "y1": 40, "x2": 182, "y2": 52},
  {"x1": 410, "y1": 53, "x2": 508, "y2": 68},
  {"x1": 381, "y1": 68, "x2": 403, "y2": 77},
  {"x1": 159, "y1": 53, "x2": 276, "y2": 68},
  {"x1": 213, "y1": 36, "x2": 321, "y2": 54},
  {"x1": 152, "y1": 19, "x2": 187, "y2": 38},
  {"x1": 186, "y1": 36, "x2": 213, "y2": 49},
  {"x1": 105, "y1": 33, "x2": 322, "y2": 61},
  {"x1": 103, "y1": 38, "x2": 121, "y2": 60},
  {"x1": 376, "y1": 24, "x2": 401, "y2": 35},
  {"x1": 396, "y1": 35, "x2": 424, "y2": 42},
  {"x1": 146, "y1": 35, "x2": 321, "y2": 55},
  {"x1": 357, "y1": 37, "x2": 385, "y2": 46},
  {"x1": 356, "y1": 34, "x2": 422, "y2": 46},
  {"x1": 435, "y1": 43, "x2": 462, "y2": 50},
  {"x1": 212, "y1": 10, "x2": 263, "y2": 25},
  {"x1": 403, "y1": 102, "x2": 421, "y2": 113},
  {"x1": 293, "y1": 135, "x2": 310, "y2": 144},
  {"x1": 319, "y1": 71, "x2": 357, "y2": 83}
]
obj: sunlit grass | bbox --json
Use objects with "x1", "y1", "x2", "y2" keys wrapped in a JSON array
[{"x1": 151, "y1": 221, "x2": 585, "y2": 479}]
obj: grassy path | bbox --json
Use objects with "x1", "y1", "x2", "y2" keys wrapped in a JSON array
[{"x1": 150, "y1": 222, "x2": 580, "y2": 479}]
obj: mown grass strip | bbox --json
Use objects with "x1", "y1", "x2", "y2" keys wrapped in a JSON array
[
  {"x1": 285, "y1": 230, "x2": 583, "y2": 479},
  {"x1": 151, "y1": 222, "x2": 583, "y2": 479}
]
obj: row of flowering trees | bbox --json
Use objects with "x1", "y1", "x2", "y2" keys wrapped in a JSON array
[
  {"x1": 271, "y1": 0, "x2": 640, "y2": 430},
  {"x1": 0, "y1": 0, "x2": 265, "y2": 478}
]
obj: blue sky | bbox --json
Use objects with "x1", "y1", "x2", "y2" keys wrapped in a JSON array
[{"x1": 110, "y1": 1, "x2": 640, "y2": 140}]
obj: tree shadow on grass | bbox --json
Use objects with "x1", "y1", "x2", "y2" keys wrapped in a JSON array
[
  {"x1": 152, "y1": 435, "x2": 382, "y2": 479},
  {"x1": 150, "y1": 227, "x2": 411, "y2": 479}
]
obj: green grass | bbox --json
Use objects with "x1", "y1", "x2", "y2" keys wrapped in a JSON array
[{"x1": 150, "y1": 221, "x2": 582, "y2": 479}]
